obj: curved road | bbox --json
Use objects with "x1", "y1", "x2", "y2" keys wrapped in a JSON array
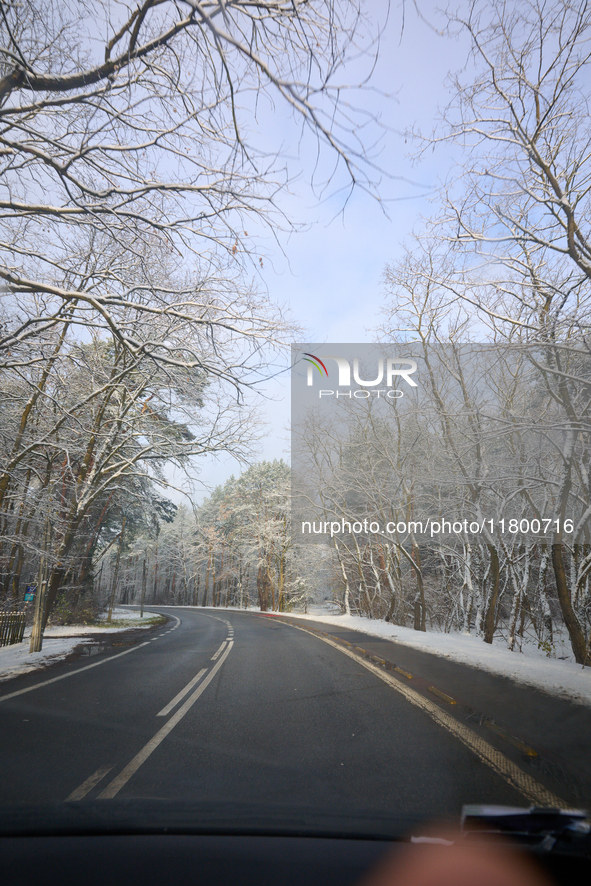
[{"x1": 0, "y1": 607, "x2": 588, "y2": 820}]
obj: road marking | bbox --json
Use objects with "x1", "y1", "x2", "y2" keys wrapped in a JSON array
[
  {"x1": 484, "y1": 720, "x2": 538, "y2": 757},
  {"x1": 211, "y1": 640, "x2": 227, "y2": 661},
  {"x1": 202, "y1": 614, "x2": 229, "y2": 623},
  {"x1": 0, "y1": 642, "x2": 151, "y2": 704},
  {"x1": 122, "y1": 610, "x2": 181, "y2": 633},
  {"x1": 98, "y1": 640, "x2": 234, "y2": 799},
  {"x1": 66, "y1": 765, "x2": 114, "y2": 801},
  {"x1": 285, "y1": 623, "x2": 568, "y2": 809},
  {"x1": 394, "y1": 666, "x2": 413, "y2": 679},
  {"x1": 0, "y1": 613, "x2": 183, "y2": 704},
  {"x1": 428, "y1": 686, "x2": 457, "y2": 704},
  {"x1": 156, "y1": 668, "x2": 208, "y2": 717}
]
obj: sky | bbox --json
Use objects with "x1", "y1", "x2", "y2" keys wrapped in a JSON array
[{"x1": 181, "y1": 2, "x2": 474, "y2": 504}]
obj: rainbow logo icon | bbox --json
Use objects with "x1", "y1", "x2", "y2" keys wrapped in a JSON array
[{"x1": 303, "y1": 353, "x2": 328, "y2": 377}]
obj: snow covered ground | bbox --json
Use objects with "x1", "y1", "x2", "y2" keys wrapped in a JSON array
[{"x1": 0, "y1": 608, "x2": 161, "y2": 684}]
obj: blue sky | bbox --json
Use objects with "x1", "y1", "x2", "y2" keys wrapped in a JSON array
[{"x1": 182, "y1": 2, "x2": 473, "y2": 503}]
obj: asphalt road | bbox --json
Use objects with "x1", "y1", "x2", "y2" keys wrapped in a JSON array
[{"x1": 0, "y1": 607, "x2": 588, "y2": 822}]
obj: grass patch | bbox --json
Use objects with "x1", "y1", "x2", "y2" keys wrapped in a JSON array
[{"x1": 91, "y1": 615, "x2": 168, "y2": 629}]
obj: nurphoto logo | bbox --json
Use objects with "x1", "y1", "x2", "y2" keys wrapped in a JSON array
[{"x1": 302, "y1": 352, "x2": 418, "y2": 399}]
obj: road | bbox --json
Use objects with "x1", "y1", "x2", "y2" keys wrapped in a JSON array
[{"x1": 0, "y1": 607, "x2": 589, "y2": 823}]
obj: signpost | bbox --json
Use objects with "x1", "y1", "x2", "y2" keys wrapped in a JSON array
[{"x1": 24, "y1": 585, "x2": 36, "y2": 603}]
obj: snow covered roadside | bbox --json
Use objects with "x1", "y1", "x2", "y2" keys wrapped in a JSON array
[
  {"x1": 0, "y1": 608, "x2": 161, "y2": 684},
  {"x1": 281, "y1": 610, "x2": 591, "y2": 709}
]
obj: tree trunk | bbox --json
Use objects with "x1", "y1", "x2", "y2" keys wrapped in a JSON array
[
  {"x1": 552, "y1": 543, "x2": 589, "y2": 664},
  {"x1": 412, "y1": 544, "x2": 426, "y2": 632},
  {"x1": 140, "y1": 559, "x2": 147, "y2": 617},
  {"x1": 257, "y1": 562, "x2": 271, "y2": 611},
  {"x1": 107, "y1": 516, "x2": 126, "y2": 623},
  {"x1": 201, "y1": 551, "x2": 211, "y2": 606},
  {"x1": 483, "y1": 545, "x2": 500, "y2": 644}
]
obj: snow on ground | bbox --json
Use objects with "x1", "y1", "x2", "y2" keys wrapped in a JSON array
[
  {"x1": 0, "y1": 609, "x2": 161, "y2": 684},
  {"x1": 0, "y1": 637, "x2": 93, "y2": 684}
]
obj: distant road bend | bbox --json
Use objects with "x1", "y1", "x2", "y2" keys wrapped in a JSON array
[{"x1": 0, "y1": 607, "x2": 589, "y2": 816}]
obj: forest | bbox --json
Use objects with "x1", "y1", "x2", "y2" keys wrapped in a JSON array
[{"x1": 1, "y1": 2, "x2": 591, "y2": 665}]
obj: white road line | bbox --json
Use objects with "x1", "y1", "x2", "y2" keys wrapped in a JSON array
[
  {"x1": 199, "y1": 613, "x2": 231, "y2": 627},
  {"x1": 0, "y1": 613, "x2": 183, "y2": 704},
  {"x1": 211, "y1": 640, "x2": 227, "y2": 661},
  {"x1": 66, "y1": 765, "x2": 114, "y2": 801},
  {"x1": 156, "y1": 668, "x2": 208, "y2": 717},
  {"x1": 98, "y1": 640, "x2": 234, "y2": 799},
  {"x1": 156, "y1": 633, "x2": 229, "y2": 716},
  {"x1": 162, "y1": 615, "x2": 181, "y2": 632},
  {"x1": 286, "y1": 623, "x2": 569, "y2": 810},
  {"x1": 0, "y1": 641, "x2": 152, "y2": 704}
]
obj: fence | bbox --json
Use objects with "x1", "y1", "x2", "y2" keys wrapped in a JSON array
[{"x1": 0, "y1": 611, "x2": 26, "y2": 647}]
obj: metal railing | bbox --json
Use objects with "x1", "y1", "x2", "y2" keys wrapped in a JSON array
[{"x1": 0, "y1": 611, "x2": 26, "y2": 647}]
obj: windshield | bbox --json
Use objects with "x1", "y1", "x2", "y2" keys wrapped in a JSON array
[{"x1": 0, "y1": 0, "x2": 590, "y2": 847}]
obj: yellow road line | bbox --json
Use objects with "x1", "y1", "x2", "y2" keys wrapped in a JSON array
[
  {"x1": 428, "y1": 686, "x2": 457, "y2": 704},
  {"x1": 393, "y1": 665, "x2": 413, "y2": 679},
  {"x1": 484, "y1": 720, "x2": 538, "y2": 757}
]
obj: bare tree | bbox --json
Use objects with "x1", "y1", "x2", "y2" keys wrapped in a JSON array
[
  {"x1": 0, "y1": 1, "x2": 380, "y2": 363},
  {"x1": 398, "y1": 0, "x2": 591, "y2": 661},
  {"x1": 416, "y1": 0, "x2": 591, "y2": 333}
]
